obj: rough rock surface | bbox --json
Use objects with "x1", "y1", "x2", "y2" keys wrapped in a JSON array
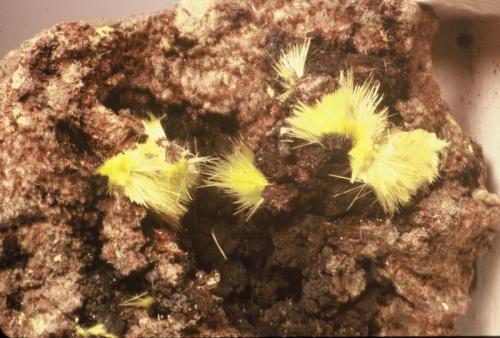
[{"x1": 1, "y1": 0, "x2": 499, "y2": 336}]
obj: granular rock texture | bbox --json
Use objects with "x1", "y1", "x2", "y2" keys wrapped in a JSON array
[{"x1": 1, "y1": 0, "x2": 499, "y2": 336}]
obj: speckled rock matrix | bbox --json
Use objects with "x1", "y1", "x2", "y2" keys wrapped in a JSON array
[{"x1": 1, "y1": 0, "x2": 499, "y2": 336}]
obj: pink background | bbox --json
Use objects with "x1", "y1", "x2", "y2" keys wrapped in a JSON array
[{"x1": 0, "y1": 0, "x2": 177, "y2": 57}]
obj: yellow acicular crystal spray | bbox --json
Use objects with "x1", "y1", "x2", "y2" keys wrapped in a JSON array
[
  {"x1": 205, "y1": 142, "x2": 269, "y2": 221},
  {"x1": 273, "y1": 38, "x2": 311, "y2": 100},
  {"x1": 284, "y1": 71, "x2": 447, "y2": 214},
  {"x1": 357, "y1": 130, "x2": 447, "y2": 214},
  {"x1": 97, "y1": 116, "x2": 204, "y2": 230}
]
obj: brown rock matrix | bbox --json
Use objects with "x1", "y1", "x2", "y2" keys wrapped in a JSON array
[{"x1": 1, "y1": 0, "x2": 499, "y2": 336}]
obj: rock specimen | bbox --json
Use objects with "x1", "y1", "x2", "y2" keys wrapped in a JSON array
[{"x1": 1, "y1": 0, "x2": 499, "y2": 336}]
